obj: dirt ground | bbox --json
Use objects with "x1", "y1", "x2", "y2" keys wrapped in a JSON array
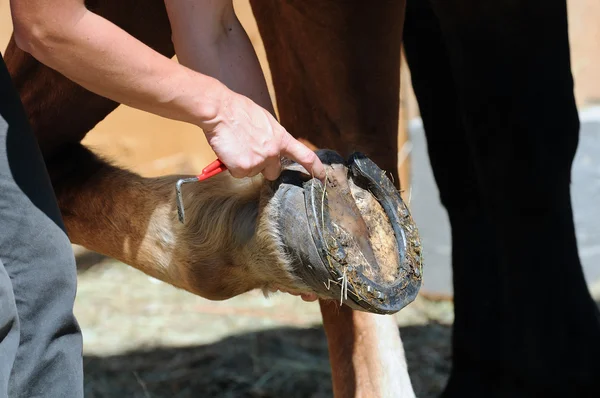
[{"x1": 75, "y1": 252, "x2": 455, "y2": 398}]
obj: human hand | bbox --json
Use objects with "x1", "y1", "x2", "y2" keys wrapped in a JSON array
[{"x1": 199, "y1": 89, "x2": 326, "y2": 181}]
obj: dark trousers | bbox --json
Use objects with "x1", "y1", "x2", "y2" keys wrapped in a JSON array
[
  {"x1": 0, "y1": 55, "x2": 83, "y2": 397},
  {"x1": 403, "y1": 0, "x2": 600, "y2": 397}
]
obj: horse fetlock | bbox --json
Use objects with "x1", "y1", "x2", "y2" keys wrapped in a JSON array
[{"x1": 168, "y1": 172, "x2": 310, "y2": 300}]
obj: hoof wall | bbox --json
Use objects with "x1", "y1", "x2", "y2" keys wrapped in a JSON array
[{"x1": 273, "y1": 150, "x2": 423, "y2": 315}]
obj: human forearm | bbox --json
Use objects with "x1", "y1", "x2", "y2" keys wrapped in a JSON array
[
  {"x1": 164, "y1": 0, "x2": 275, "y2": 115},
  {"x1": 11, "y1": 2, "x2": 224, "y2": 127}
]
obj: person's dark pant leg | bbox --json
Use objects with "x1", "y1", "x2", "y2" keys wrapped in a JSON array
[
  {"x1": 0, "y1": 55, "x2": 83, "y2": 397},
  {"x1": 403, "y1": 2, "x2": 508, "y2": 395},
  {"x1": 404, "y1": 0, "x2": 600, "y2": 396}
]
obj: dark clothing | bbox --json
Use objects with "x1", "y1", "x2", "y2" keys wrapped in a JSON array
[
  {"x1": 0, "y1": 55, "x2": 83, "y2": 397},
  {"x1": 403, "y1": 0, "x2": 600, "y2": 397}
]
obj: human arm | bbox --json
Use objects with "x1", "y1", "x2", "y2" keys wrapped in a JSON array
[
  {"x1": 9, "y1": 0, "x2": 325, "y2": 180},
  {"x1": 164, "y1": 0, "x2": 275, "y2": 114},
  {"x1": 163, "y1": 0, "x2": 323, "y2": 180}
]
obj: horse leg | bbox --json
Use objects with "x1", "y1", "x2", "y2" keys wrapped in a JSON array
[
  {"x1": 0, "y1": 2, "x2": 287, "y2": 302},
  {"x1": 250, "y1": 1, "x2": 414, "y2": 396},
  {"x1": 250, "y1": 0, "x2": 403, "y2": 178},
  {"x1": 3, "y1": 44, "x2": 325, "y2": 301}
]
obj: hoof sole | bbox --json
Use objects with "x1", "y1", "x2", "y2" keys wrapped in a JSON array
[{"x1": 273, "y1": 150, "x2": 423, "y2": 314}]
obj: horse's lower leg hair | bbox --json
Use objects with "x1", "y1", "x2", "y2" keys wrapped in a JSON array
[{"x1": 48, "y1": 143, "x2": 306, "y2": 300}]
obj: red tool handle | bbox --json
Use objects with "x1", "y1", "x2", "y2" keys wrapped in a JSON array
[{"x1": 198, "y1": 159, "x2": 227, "y2": 181}]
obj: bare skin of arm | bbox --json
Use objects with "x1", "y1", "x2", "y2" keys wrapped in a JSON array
[
  {"x1": 164, "y1": 0, "x2": 275, "y2": 115},
  {"x1": 9, "y1": 0, "x2": 325, "y2": 180}
]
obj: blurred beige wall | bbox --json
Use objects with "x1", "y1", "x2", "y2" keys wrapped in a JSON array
[
  {"x1": 1, "y1": 0, "x2": 598, "y2": 178},
  {"x1": 568, "y1": 0, "x2": 600, "y2": 106}
]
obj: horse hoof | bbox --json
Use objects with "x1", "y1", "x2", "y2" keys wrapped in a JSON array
[{"x1": 271, "y1": 150, "x2": 423, "y2": 314}]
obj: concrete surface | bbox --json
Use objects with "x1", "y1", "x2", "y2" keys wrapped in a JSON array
[{"x1": 410, "y1": 106, "x2": 600, "y2": 295}]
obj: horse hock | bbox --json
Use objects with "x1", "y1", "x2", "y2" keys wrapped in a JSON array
[{"x1": 271, "y1": 150, "x2": 422, "y2": 314}]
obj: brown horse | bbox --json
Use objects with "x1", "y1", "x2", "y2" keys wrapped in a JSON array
[{"x1": 6, "y1": 0, "x2": 600, "y2": 397}]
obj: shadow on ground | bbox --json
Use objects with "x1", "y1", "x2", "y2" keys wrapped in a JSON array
[
  {"x1": 75, "y1": 250, "x2": 600, "y2": 398},
  {"x1": 83, "y1": 323, "x2": 452, "y2": 398},
  {"x1": 74, "y1": 248, "x2": 454, "y2": 397}
]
